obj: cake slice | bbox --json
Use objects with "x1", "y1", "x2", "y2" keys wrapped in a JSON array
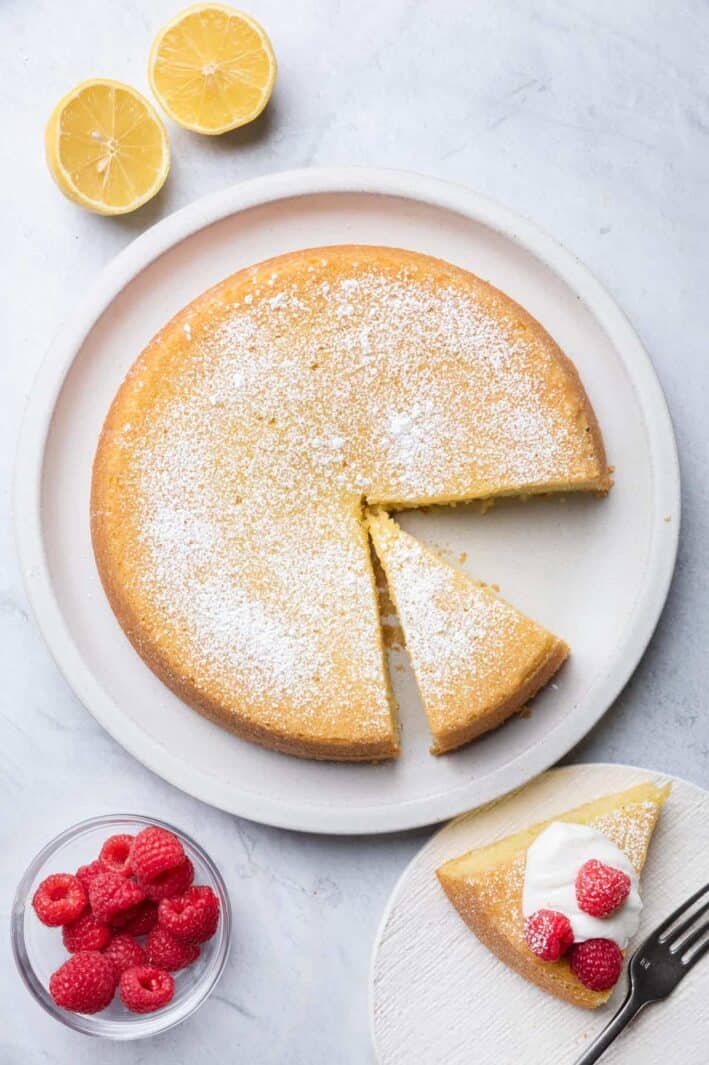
[
  {"x1": 367, "y1": 509, "x2": 568, "y2": 754},
  {"x1": 437, "y1": 781, "x2": 670, "y2": 1007}
]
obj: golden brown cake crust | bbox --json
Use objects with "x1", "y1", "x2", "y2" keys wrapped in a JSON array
[
  {"x1": 431, "y1": 638, "x2": 569, "y2": 754},
  {"x1": 436, "y1": 782, "x2": 670, "y2": 1007},
  {"x1": 92, "y1": 245, "x2": 610, "y2": 761}
]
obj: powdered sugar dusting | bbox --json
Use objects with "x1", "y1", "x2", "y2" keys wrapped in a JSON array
[
  {"x1": 135, "y1": 407, "x2": 387, "y2": 729},
  {"x1": 369, "y1": 514, "x2": 552, "y2": 733},
  {"x1": 458, "y1": 800, "x2": 662, "y2": 950},
  {"x1": 100, "y1": 248, "x2": 598, "y2": 742},
  {"x1": 591, "y1": 801, "x2": 661, "y2": 873},
  {"x1": 375, "y1": 521, "x2": 512, "y2": 682}
]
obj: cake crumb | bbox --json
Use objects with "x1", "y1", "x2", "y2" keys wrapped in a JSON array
[{"x1": 381, "y1": 622, "x2": 403, "y2": 650}]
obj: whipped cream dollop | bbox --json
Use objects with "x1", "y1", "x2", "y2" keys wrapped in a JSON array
[{"x1": 522, "y1": 822, "x2": 642, "y2": 948}]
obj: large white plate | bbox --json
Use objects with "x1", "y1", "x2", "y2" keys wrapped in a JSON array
[
  {"x1": 14, "y1": 168, "x2": 679, "y2": 834},
  {"x1": 370, "y1": 763, "x2": 709, "y2": 1064}
]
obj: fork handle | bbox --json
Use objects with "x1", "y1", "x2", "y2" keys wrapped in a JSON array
[{"x1": 571, "y1": 991, "x2": 649, "y2": 1064}]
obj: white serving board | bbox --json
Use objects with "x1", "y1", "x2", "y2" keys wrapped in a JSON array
[{"x1": 370, "y1": 763, "x2": 709, "y2": 1064}]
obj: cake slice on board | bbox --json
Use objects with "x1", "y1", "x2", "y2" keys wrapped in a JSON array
[
  {"x1": 436, "y1": 781, "x2": 670, "y2": 1008},
  {"x1": 367, "y1": 509, "x2": 568, "y2": 754}
]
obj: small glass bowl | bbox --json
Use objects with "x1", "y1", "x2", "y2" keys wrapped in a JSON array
[{"x1": 11, "y1": 814, "x2": 231, "y2": 1040}]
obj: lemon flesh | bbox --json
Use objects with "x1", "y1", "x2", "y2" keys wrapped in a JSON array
[
  {"x1": 149, "y1": 4, "x2": 277, "y2": 135},
  {"x1": 45, "y1": 79, "x2": 170, "y2": 216}
]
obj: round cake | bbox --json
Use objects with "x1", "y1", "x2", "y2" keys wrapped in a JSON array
[{"x1": 91, "y1": 245, "x2": 610, "y2": 761}]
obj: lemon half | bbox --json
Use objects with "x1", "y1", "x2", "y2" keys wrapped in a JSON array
[
  {"x1": 148, "y1": 4, "x2": 277, "y2": 135},
  {"x1": 45, "y1": 79, "x2": 170, "y2": 216}
]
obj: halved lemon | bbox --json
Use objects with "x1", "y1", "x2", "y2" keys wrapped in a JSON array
[
  {"x1": 45, "y1": 79, "x2": 170, "y2": 216},
  {"x1": 148, "y1": 4, "x2": 277, "y2": 135}
]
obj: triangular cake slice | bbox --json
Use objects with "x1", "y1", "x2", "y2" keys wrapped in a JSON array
[
  {"x1": 437, "y1": 781, "x2": 670, "y2": 1008},
  {"x1": 367, "y1": 509, "x2": 568, "y2": 754}
]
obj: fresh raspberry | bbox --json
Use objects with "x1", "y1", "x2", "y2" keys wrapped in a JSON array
[
  {"x1": 111, "y1": 899, "x2": 159, "y2": 936},
  {"x1": 146, "y1": 926, "x2": 200, "y2": 971},
  {"x1": 158, "y1": 885, "x2": 220, "y2": 945},
  {"x1": 130, "y1": 827, "x2": 185, "y2": 884},
  {"x1": 32, "y1": 873, "x2": 87, "y2": 927},
  {"x1": 103, "y1": 933, "x2": 147, "y2": 976},
  {"x1": 62, "y1": 912, "x2": 112, "y2": 953},
  {"x1": 89, "y1": 872, "x2": 145, "y2": 925},
  {"x1": 99, "y1": 834, "x2": 135, "y2": 877},
  {"x1": 570, "y1": 938, "x2": 624, "y2": 991},
  {"x1": 143, "y1": 857, "x2": 194, "y2": 901},
  {"x1": 119, "y1": 965, "x2": 175, "y2": 1014},
  {"x1": 576, "y1": 859, "x2": 632, "y2": 918},
  {"x1": 49, "y1": 951, "x2": 116, "y2": 1014},
  {"x1": 524, "y1": 908, "x2": 574, "y2": 961},
  {"x1": 76, "y1": 860, "x2": 108, "y2": 891}
]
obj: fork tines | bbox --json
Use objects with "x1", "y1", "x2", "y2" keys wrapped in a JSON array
[{"x1": 655, "y1": 882, "x2": 709, "y2": 965}]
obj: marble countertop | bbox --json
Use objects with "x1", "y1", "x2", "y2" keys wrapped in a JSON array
[{"x1": 2, "y1": 1, "x2": 707, "y2": 1061}]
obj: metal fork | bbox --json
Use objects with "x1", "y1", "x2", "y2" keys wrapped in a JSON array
[{"x1": 573, "y1": 881, "x2": 709, "y2": 1064}]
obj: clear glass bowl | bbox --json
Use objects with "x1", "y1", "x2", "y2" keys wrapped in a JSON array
[{"x1": 11, "y1": 814, "x2": 231, "y2": 1039}]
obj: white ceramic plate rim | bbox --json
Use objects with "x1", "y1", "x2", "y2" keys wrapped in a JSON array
[
  {"x1": 14, "y1": 167, "x2": 680, "y2": 834},
  {"x1": 368, "y1": 762, "x2": 705, "y2": 1062}
]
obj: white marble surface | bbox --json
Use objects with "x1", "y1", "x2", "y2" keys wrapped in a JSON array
[{"x1": 1, "y1": 1, "x2": 707, "y2": 1061}]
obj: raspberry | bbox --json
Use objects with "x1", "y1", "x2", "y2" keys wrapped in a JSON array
[
  {"x1": 62, "y1": 912, "x2": 112, "y2": 953},
  {"x1": 76, "y1": 860, "x2": 108, "y2": 891},
  {"x1": 99, "y1": 834, "x2": 134, "y2": 877},
  {"x1": 570, "y1": 938, "x2": 623, "y2": 991},
  {"x1": 146, "y1": 926, "x2": 200, "y2": 971},
  {"x1": 576, "y1": 859, "x2": 631, "y2": 918},
  {"x1": 89, "y1": 872, "x2": 145, "y2": 925},
  {"x1": 111, "y1": 899, "x2": 159, "y2": 936},
  {"x1": 103, "y1": 933, "x2": 147, "y2": 976},
  {"x1": 158, "y1": 885, "x2": 220, "y2": 945},
  {"x1": 49, "y1": 951, "x2": 116, "y2": 1014},
  {"x1": 524, "y1": 908, "x2": 574, "y2": 961},
  {"x1": 32, "y1": 873, "x2": 87, "y2": 927},
  {"x1": 119, "y1": 965, "x2": 174, "y2": 1013},
  {"x1": 143, "y1": 857, "x2": 194, "y2": 901},
  {"x1": 130, "y1": 827, "x2": 185, "y2": 884}
]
